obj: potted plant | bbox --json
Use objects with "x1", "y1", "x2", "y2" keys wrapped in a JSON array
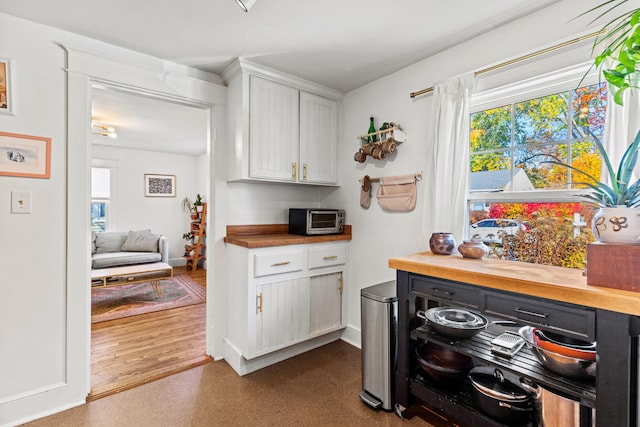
[
  {"x1": 194, "y1": 193, "x2": 205, "y2": 213},
  {"x1": 546, "y1": 129, "x2": 640, "y2": 243},
  {"x1": 557, "y1": 0, "x2": 640, "y2": 243},
  {"x1": 182, "y1": 232, "x2": 195, "y2": 244},
  {"x1": 581, "y1": 0, "x2": 640, "y2": 105}
]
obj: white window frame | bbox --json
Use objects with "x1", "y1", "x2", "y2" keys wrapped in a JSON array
[{"x1": 466, "y1": 61, "x2": 603, "y2": 238}]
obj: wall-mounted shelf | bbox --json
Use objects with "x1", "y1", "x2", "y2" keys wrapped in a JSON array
[{"x1": 354, "y1": 126, "x2": 407, "y2": 163}]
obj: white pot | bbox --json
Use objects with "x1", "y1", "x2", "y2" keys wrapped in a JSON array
[{"x1": 592, "y1": 207, "x2": 640, "y2": 244}]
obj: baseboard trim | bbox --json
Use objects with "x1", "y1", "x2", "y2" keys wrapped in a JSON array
[
  {"x1": 340, "y1": 324, "x2": 361, "y2": 349},
  {"x1": 223, "y1": 331, "x2": 343, "y2": 376}
]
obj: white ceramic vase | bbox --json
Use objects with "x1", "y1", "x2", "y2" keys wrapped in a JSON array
[{"x1": 592, "y1": 206, "x2": 640, "y2": 243}]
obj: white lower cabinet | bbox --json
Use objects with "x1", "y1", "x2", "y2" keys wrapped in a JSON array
[
  {"x1": 225, "y1": 242, "x2": 347, "y2": 375},
  {"x1": 255, "y1": 277, "x2": 310, "y2": 355},
  {"x1": 309, "y1": 272, "x2": 343, "y2": 334}
]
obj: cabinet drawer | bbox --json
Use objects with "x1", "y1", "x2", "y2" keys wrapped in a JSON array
[
  {"x1": 308, "y1": 245, "x2": 346, "y2": 269},
  {"x1": 254, "y1": 250, "x2": 303, "y2": 277},
  {"x1": 485, "y1": 293, "x2": 596, "y2": 340},
  {"x1": 410, "y1": 276, "x2": 480, "y2": 308}
]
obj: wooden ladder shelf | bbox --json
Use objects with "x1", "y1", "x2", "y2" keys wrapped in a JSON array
[{"x1": 184, "y1": 202, "x2": 207, "y2": 271}]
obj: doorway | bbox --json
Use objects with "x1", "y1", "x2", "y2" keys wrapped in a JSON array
[
  {"x1": 65, "y1": 47, "x2": 225, "y2": 402},
  {"x1": 88, "y1": 83, "x2": 212, "y2": 398}
]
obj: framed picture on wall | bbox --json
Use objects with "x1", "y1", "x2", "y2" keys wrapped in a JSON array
[
  {"x1": 0, "y1": 131, "x2": 51, "y2": 178},
  {"x1": 144, "y1": 173, "x2": 176, "y2": 197},
  {"x1": 0, "y1": 58, "x2": 13, "y2": 115}
]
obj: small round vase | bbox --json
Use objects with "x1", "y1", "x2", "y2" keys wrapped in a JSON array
[
  {"x1": 592, "y1": 206, "x2": 640, "y2": 243},
  {"x1": 458, "y1": 240, "x2": 488, "y2": 259},
  {"x1": 429, "y1": 232, "x2": 456, "y2": 255}
]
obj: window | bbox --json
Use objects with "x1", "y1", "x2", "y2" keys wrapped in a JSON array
[
  {"x1": 91, "y1": 167, "x2": 110, "y2": 232},
  {"x1": 467, "y1": 68, "x2": 607, "y2": 269}
]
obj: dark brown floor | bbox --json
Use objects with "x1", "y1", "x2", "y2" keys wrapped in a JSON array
[{"x1": 23, "y1": 340, "x2": 453, "y2": 427}]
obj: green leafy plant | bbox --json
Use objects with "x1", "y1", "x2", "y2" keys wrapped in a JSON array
[
  {"x1": 194, "y1": 193, "x2": 204, "y2": 206},
  {"x1": 546, "y1": 129, "x2": 640, "y2": 207},
  {"x1": 581, "y1": 0, "x2": 640, "y2": 105}
]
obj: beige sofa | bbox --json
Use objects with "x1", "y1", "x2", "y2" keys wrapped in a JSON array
[{"x1": 91, "y1": 230, "x2": 169, "y2": 269}]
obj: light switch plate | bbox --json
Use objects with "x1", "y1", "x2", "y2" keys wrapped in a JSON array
[{"x1": 11, "y1": 191, "x2": 32, "y2": 214}]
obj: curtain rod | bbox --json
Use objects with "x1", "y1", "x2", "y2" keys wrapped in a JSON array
[{"x1": 409, "y1": 30, "x2": 603, "y2": 99}]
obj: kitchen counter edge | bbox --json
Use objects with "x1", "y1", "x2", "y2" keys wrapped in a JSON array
[
  {"x1": 389, "y1": 251, "x2": 640, "y2": 316},
  {"x1": 225, "y1": 224, "x2": 352, "y2": 248}
]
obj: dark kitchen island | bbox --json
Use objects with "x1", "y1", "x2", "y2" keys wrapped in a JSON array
[{"x1": 389, "y1": 251, "x2": 640, "y2": 427}]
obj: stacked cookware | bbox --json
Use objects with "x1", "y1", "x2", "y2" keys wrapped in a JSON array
[{"x1": 415, "y1": 306, "x2": 597, "y2": 425}]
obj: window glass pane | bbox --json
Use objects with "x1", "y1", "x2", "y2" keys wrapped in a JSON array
[
  {"x1": 515, "y1": 92, "x2": 568, "y2": 145},
  {"x1": 468, "y1": 201, "x2": 596, "y2": 269},
  {"x1": 570, "y1": 140, "x2": 601, "y2": 189},
  {"x1": 469, "y1": 151, "x2": 511, "y2": 174},
  {"x1": 572, "y1": 83, "x2": 607, "y2": 139},
  {"x1": 91, "y1": 201, "x2": 107, "y2": 232},
  {"x1": 91, "y1": 167, "x2": 110, "y2": 198},
  {"x1": 470, "y1": 106, "x2": 511, "y2": 153}
]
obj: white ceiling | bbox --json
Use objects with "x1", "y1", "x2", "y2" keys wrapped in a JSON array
[
  {"x1": 91, "y1": 87, "x2": 209, "y2": 156},
  {"x1": 1, "y1": 0, "x2": 559, "y2": 155}
]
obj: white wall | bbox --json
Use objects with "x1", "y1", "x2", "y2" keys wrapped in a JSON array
[
  {"x1": 0, "y1": 0, "x2": 616, "y2": 424},
  {"x1": 92, "y1": 145, "x2": 204, "y2": 263},
  {"x1": 327, "y1": 0, "x2": 606, "y2": 344},
  {"x1": 0, "y1": 12, "x2": 225, "y2": 426},
  {"x1": 226, "y1": 182, "x2": 338, "y2": 225}
]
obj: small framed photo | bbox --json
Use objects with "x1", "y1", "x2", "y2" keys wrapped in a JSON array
[
  {"x1": 144, "y1": 173, "x2": 176, "y2": 197},
  {"x1": 0, "y1": 132, "x2": 51, "y2": 178},
  {"x1": 0, "y1": 58, "x2": 13, "y2": 115}
]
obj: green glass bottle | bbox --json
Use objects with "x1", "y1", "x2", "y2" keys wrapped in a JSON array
[{"x1": 368, "y1": 116, "x2": 378, "y2": 143}]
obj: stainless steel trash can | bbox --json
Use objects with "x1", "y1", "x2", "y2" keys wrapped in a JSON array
[{"x1": 359, "y1": 280, "x2": 397, "y2": 411}]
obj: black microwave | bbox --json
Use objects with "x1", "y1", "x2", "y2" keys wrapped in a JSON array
[{"x1": 288, "y1": 208, "x2": 345, "y2": 235}]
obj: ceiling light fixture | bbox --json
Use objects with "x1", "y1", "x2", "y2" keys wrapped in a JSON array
[
  {"x1": 236, "y1": 0, "x2": 257, "y2": 12},
  {"x1": 92, "y1": 124, "x2": 118, "y2": 139}
]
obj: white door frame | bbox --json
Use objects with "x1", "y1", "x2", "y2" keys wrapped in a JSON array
[{"x1": 65, "y1": 46, "x2": 226, "y2": 397}]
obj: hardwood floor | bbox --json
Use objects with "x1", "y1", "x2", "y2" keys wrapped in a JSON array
[{"x1": 89, "y1": 266, "x2": 209, "y2": 400}]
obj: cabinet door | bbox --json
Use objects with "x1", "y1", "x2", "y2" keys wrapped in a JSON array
[
  {"x1": 249, "y1": 76, "x2": 299, "y2": 181},
  {"x1": 309, "y1": 272, "x2": 343, "y2": 334},
  {"x1": 299, "y1": 91, "x2": 338, "y2": 184},
  {"x1": 255, "y1": 277, "x2": 310, "y2": 355}
]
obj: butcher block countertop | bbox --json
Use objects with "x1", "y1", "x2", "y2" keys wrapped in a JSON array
[
  {"x1": 389, "y1": 251, "x2": 640, "y2": 316},
  {"x1": 224, "y1": 224, "x2": 352, "y2": 248}
]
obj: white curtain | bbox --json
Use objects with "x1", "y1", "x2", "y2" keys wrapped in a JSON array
[
  {"x1": 421, "y1": 73, "x2": 476, "y2": 249},
  {"x1": 603, "y1": 88, "x2": 640, "y2": 184}
]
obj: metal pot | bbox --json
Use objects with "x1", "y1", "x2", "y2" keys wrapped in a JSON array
[
  {"x1": 468, "y1": 366, "x2": 533, "y2": 425},
  {"x1": 415, "y1": 341, "x2": 473, "y2": 387},
  {"x1": 520, "y1": 377, "x2": 584, "y2": 427},
  {"x1": 418, "y1": 307, "x2": 514, "y2": 339}
]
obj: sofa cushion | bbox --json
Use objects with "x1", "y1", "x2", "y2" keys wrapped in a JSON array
[
  {"x1": 91, "y1": 251, "x2": 162, "y2": 269},
  {"x1": 95, "y1": 232, "x2": 128, "y2": 254},
  {"x1": 121, "y1": 230, "x2": 160, "y2": 252},
  {"x1": 91, "y1": 231, "x2": 97, "y2": 255}
]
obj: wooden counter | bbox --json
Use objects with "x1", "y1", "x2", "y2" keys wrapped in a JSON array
[
  {"x1": 389, "y1": 251, "x2": 640, "y2": 316},
  {"x1": 225, "y1": 224, "x2": 352, "y2": 248}
]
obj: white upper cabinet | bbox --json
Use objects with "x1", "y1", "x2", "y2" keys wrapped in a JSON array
[
  {"x1": 249, "y1": 76, "x2": 300, "y2": 181},
  {"x1": 299, "y1": 91, "x2": 338, "y2": 184},
  {"x1": 224, "y1": 59, "x2": 342, "y2": 186}
]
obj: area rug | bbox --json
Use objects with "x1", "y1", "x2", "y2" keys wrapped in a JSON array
[{"x1": 91, "y1": 274, "x2": 206, "y2": 323}]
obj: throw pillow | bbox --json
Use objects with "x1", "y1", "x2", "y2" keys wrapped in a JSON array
[
  {"x1": 121, "y1": 230, "x2": 160, "y2": 252},
  {"x1": 91, "y1": 231, "x2": 97, "y2": 254},
  {"x1": 95, "y1": 233, "x2": 129, "y2": 254}
]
